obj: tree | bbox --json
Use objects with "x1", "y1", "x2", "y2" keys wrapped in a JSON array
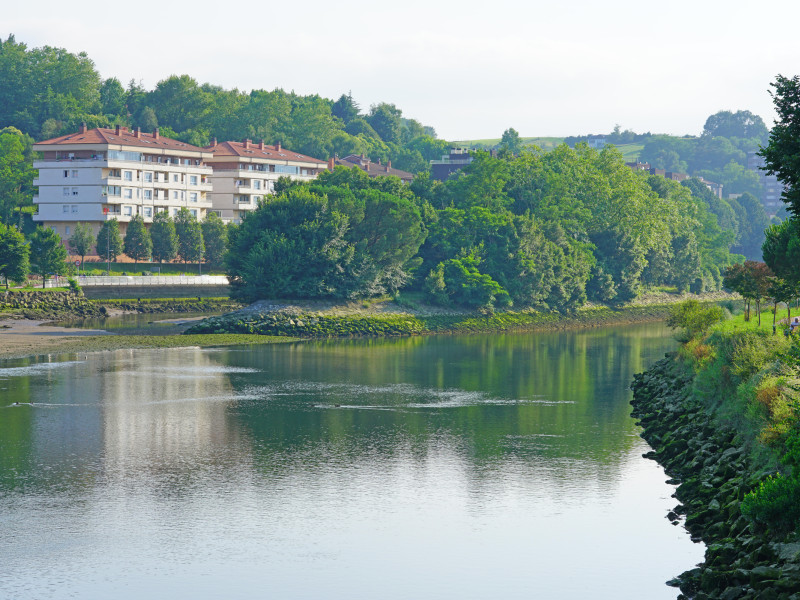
[
  {"x1": 331, "y1": 92, "x2": 360, "y2": 125},
  {"x1": 150, "y1": 211, "x2": 178, "y2": 265},
  {"x1": 96, "y1": 219, "x2": 123, "y2": 270},
  {"x1": 760, "y1": 75, "x2": 800, "y2": 216},
  {"x1": 0, "y1": 222, "x2": 29, "y2": 288},
  {"x1": 201, "y1": 212, "x2": 228, "y2": 266},
  {"x1": 367, "y1": 103, "x2": 403, "y2": 144},
  {"x1": 99, "y1": 77, "x2": 127, "y2": 117},
  {"x1": 0, "y1": 128, "x2": 36, "y2": 225},
  {"x1": 28, "y1": 227, "x2": 67, "y2": 288},
  {"x1": 499, "y1": 128, "x2": 522, "y2": 154},
  {"x1": 123, "y1": 215, "x2": 152, "y2": 264},
  {"x1": 703, "y1": 110, "x2": 769, "y2": 142},
  {"x1": 68, "y1": 222, "x2": 95, "y2": 269},
  {"x1": 723, "y1": 261, "x2": 773, "y2": 323},
  {"x1": 174, "y1": 208, "x2": 204, "y2": 271}
]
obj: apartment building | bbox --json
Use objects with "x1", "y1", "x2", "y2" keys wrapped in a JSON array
[
  {"x1": 33, "y1": 124, "x2": 213, "y2": 238},
  {"x1": 747, "y1": 151, "x2": 785, "y2": 215},
  {"x1": 204, "y1": 139, "x2": 327, "y2": 223}
]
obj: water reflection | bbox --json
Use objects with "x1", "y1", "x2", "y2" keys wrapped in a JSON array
[{"x1": 0, "y1": 323, "x2": 701, "y2": 599}]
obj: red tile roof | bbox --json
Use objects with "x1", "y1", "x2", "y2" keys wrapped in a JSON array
[
  {"x1": 35, "y1": 127, "x2": 209, "y2": 153},
  {"x1": 335, "y1": 155, "x2": 414, "y2": 181},
  {"x1": 205, "y1": 140, "x2": 326, "y2": 165}
]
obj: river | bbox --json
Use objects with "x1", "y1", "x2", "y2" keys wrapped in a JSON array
[{"x1": 0, "y1": 323, "x2": 703, "y2": 599}]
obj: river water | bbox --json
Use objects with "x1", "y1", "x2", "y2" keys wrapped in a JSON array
[{"x1": 0, "y1": 323, "x2": 703, "y2": 599}]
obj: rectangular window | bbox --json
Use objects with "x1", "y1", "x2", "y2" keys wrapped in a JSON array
[
  {"x1": 144, "y1": 207, "x2": 152, "y2": 217},
  {"x1": 63, "y1": 205, "x2": 70, "y2": 213},
  {"x1": 123, "y1": 206, "x2": 132, "y2": 216},
  {"x1": 71, "y1": 170, "x2": 79, "y2": 178},
  {"x1": 190, "y1": 209, "x2": 197, "y2": 218},
  {"x1": 72, "y1": 187, "x2": 79, "y2": 196},
  {"x1": 180, "y1": 191, "x2": 185, "y2": 201},
  {"x1": 124, "y1": 171, "x2": 133, "y2": 181},
  {"x1": 189, "y1": 175, "x2": 198, "y2": 186},
  {"x1": 63, "y1": 170, "x2": 69, "y2": 178},
  {"x1": 63, "y1": 187, "x2": 70, "y2": 196},
  {"x1": 144, "y1": 172, "x2": 153, "y2": 182},
  {"x1": 103, "y1": 186, "x2": 121, "y2": 197},
  {"x1": 172, "y1": 208, "x2": 179, "y2": 216},
  {"x1": 143, "y1": 190, "x2": 152, "y2": 200},
  {"x1": 172, "y1": 174, "x2": 179, "y2": 182},
  {"x1": 71, "y1": 205, "x2": 78, "y2": 213},
  {"x1": 253, "y1": 180, "x2": 261, "y2": 190},
  {"x1": 51, "y1": 226, "x2": 58, "y2": 233},
  {"x1": 172, "y1": 191, "x2": 179, "y2": 200},
  {"x1": 123, "y1": 189, "x2": 133, "y2": 199},
  {"x1": 190, "y1": 193, "x2": 198, "y2": 203},
  {"x1": 65, "y1": 226, "x2": 70, "y2": 236}
]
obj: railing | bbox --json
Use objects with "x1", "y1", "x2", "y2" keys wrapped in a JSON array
[{"x1": 43, "y1": 275, "x2": 230, "y2": 287}]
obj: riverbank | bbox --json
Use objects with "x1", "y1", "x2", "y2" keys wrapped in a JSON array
[
  {"x1": 184, "y1": 292, "x2": 739, "y2": 338},
  {"x1": 631, "y1": 330, "x2": 800, "y2": 598}
]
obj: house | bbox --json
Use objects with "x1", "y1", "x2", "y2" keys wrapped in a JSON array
[
  {"x1": 204, "y1": 139, "x2": 327, "y2": 223},
  {"x1": 32, "y1": 124, "x2": 213, "y2": 239},
  {"x1": 586, "y1": 134, "x2": 607, "y2": 149},
  {"x1": 747, "y1": 151, "x2": 785, "y2": 215},
  {"x1": 430, "y1": 148, "x2": 474, "y2": 182},
  {"x1": 329, "y1": 154, "x2": 414, "y2": 183}
]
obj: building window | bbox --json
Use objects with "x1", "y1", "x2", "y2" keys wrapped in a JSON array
[
  {"x1": 190, "y1": 209, "x2": 197, "y2": 218},
  {"x1": 124, "y1": 189, "x2": 133, "y2": 199},
  {"x1": 71, "y1": 205, "x2": 78, "y2": 213},
  {"x1": 172, "y1": 174, "x2": 179, "y2": 183},
  {"x1": 172, "y1": 208, "x2": 179, "y2": 216},
  {"x1": 51, "y1": 226, "x2": 57, "y2": 233},
  {"x1": 65, "y1": 226, "x2": 70, "y2": 236},
  {"x1": 144, "y1": 207, "x2": 152, "y2": 218},
  {"x1": 103, "y1": 186, "x2": 121, "y2": 197},
  {"x1": 173, "y1": 191, "x2": 179, "y2": 200},
  {"x1": 253, "y1": 180, "x2": 261, "y2": 190},
  {"x1": 63, "y1": 205, "x2": 70, "y2": 213},
  {"x1": 63, "y1": 187, "x2": 70, "y2": 196},
  {"x1": 63, "y1": 170, "x2": 69, "y2": 178},
  {"x1": 72, "y1": 187, "x2": 79, "y2": 196},
  {"x1": 144, "y1": 172, "x2": 153, "y2": 183},
  {"x1": 124, "y1": 171, "x2": 133, "y2": 181},
  {"x1": 143, "y1": 190, "x2": 152, "y2": 200},
  {"x1": 190, "y1": 193, "x2": 198, "y2": 203},
  {"x1": 123, "y1": 206, "x2": 132, "y2": 216},
  {"x1": 189, "y1": 175, "x2": 198, "y2": 186},
  {"x1": 71, "y1": 170, "x2": 79, "y2": 178},
  {"x1": 181, "y1": 191, "x2": 185, "y2": 201}
]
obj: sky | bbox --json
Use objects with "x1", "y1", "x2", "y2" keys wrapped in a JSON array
[{"x1": 4, "y1": 0, "x2": 800, "y2": 141}]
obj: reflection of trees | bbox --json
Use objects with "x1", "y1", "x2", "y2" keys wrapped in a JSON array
[{"x1": 228, "y1": 324, "x2": 676, "y2": 488}]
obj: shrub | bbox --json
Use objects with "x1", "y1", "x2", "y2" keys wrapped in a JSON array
[
  {"x1": 666, "y1": 299, "x2": 725, "y2": 340},
  {"x1": 742, "y1": 473, "x2": 800, "y2": 531},
  {"x1": 67, "y1": 278, "x2": 82, "y2": 295}
]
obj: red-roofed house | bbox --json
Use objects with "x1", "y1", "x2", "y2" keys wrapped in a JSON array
[
  {"x1": 204, "y1": 139, "x2": 327, "y2": 223},
  {"x1": 329, "y1": 154, "x2": 414, "y2": 183},
  {"x1": 32, "y1": 124, "x2": 213, "y2": 239}
]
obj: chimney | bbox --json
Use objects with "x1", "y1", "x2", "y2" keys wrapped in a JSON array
[
  {"x1": 276, "y1": 141, "x2": 281, "y2": 152},
  {"x1": 243, "y1": 138, "x2": 250, "y2": 149},
  {"x1": 211, "y1": 137, "x2": 217, "y2": 147},
  {"x1": 259, "y1": 140, "x2": 265, "y2": 150},
  {"x1": 115, "y1": 125, "x2": 122, "y2": 135},
  {"x1": 153, "y1": 128, "x2": 160, "y2": 140},
  {"x1": 377, "y1": 159, "x2": 382, "y2": 165},
  {"x1": 387, "y1": 160, "x2": 391, "y2": 170},
  {"x1": 79, "y1": 122, "x2": 87, "y2": 134},
  {"x1": 134, "y1": 127, "x2": 141, "y2": 138},
  {"x1": 328, "y1": 157, "x2": 335, "y2": 170}
]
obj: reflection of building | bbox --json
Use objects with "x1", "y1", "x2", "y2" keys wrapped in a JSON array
[
  {"x1": 33, "y1": 124, "x2": 213, "y2": 238},
  {"x1": 747, "y1": 151, "x2": 785, "y2": 215},
  {"x1": 205, "y1": 139, "x2": 327, "y2": 223},
  {"x1": 430, "y1": 148, "x2": 474, "y2": 181},
  {"x1": 329, "y1": 154, "x2": 415, "y2": 183}
]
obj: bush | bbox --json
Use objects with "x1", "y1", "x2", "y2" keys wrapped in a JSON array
[
  {"x1": 742, "y1": 473, "x2": 800, "y2": 531},
  {"x1": 666, "y1": 299, "x2": 725, "y2": 340},
  {"x1": 67, "y1": 278, "x2": 82, "y2": 294}
]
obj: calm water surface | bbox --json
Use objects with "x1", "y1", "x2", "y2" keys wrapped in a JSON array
[{"x1": 0, "y1": 324, "x2": 703, "y2": 599}]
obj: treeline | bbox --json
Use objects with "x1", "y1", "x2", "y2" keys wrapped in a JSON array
[
  {"x1": 228, "y1": 145, "x2": 753, "y2": 310},
  {"x1": 0, "y1": 35, "x2": 450, "y2": 172},
  {"x1": 0, "y1": 210, "x2": 228, "y2": 288}
]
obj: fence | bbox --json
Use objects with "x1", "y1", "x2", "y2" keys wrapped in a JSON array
[{"x1": 43, "y1": 275, "x2": 229, "y2": 288}]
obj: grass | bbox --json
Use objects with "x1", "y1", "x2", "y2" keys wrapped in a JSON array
[
  {"x1": 713, "y1": 308, "x2": 794, "y2": 335},
  {"x1": 615, "y1": 143, "x2": 644, "y2": 162}
]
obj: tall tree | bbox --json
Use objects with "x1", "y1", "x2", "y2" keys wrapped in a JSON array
[
  {"x1": 174, "y1": 208, "x2": 204, "y2": 271},
  {"x1": 499, "y1": 128, "x2": 522, "y2": 154},
  {"x1": 96, "y1": 219, "x2": 123, "y2": 270},
  {"x1": 68, "y1": 222, "x2": 95, "y2": 269},
  {"x1": 28, "y1": 226, "x2": 67, "y2": 288},
  {"x1": 0, "y1": 127, "x2": 36, "y2": 224},
  {"x1": 201, "y1": 212, "x2": 227, "y2": 266},
  {"x1": 123, "y1": 215, "x2": 152, "y2": 264},
  {"x1": 150, "y1": 211, "x2": 178, "y2": 265},
  {"x1": 0, "y1": 222, "x2": 29, "y2": 288},
  {"x1": 760, "y1": 75, "x2": 800, "y2": 216}
]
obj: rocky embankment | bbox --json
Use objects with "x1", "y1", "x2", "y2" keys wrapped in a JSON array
[{"x1": 631, "y1": 357, "x2": 800, "y2": 599}]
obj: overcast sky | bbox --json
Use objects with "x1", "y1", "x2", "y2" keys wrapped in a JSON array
[{"x1": 5, "y1": 0, "x2": 799, "y2": 141}]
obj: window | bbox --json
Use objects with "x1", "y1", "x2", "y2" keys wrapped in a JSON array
[
  {"x1": 71, "y1": 170, "x2": 79, "y2": 178},
  {"x1": 253, "y1": 180, "x2": 261, "y2": 190},
  {"x1": 123, "y1": 171, "x2": 133, "y2": 181},
  {"x1": 143, "y1": 190, "x2": 152, "y2": 200},
  {"x1": 65, "y1": 226, "x2": 70, "y2": 236},
  {"x1": 190, "y1": 209, "x2": 197, "y2": 218},
  {"x1": 103, "y1": 186, "x2": 121, "y2": 197},
  {"x1": 123, "y1": 206, "x2": 132, "y2": 216},
  {"x1": 63, "y1": 170, "x2": 69, "y2": 178},
  {"x1": 172, "y1": 174, "x2": 179, "y2": 182},
  {"x1": 173, "y1": 191, "x2": 179, "y2": 200},
  {"x1": 144, "y1": 172, "x2": 153, "y2": 182},
  {"x1": 190, "y1": 193, "x2": 198, "y2": 203},
  {"x1": 63, "y1": 187, "x2": 70, "y2": 197},
  {"x1": 144, "y1": 207, "x2": 152, "y2": 218},
  {"x1": 180, "y1": 191, "x2": 185, "y2": 201},
  {"x1": 51, "y1": 226, "x2": 58, "y2": 233},
  {"x1": 63, "y1": 205, "x2": 70, "y2": 213},
  {"x1": 172, "y1": 208, "x2": 179, "y2": 216},
  {"x1": 123, "y1": 189, "x2": 133, "y2": 199},
  {"x1": 72, "y1": 187, "x2": 79, "y2": 196},
  {"x1": 189, "y1": 175, "x2": 198, "y2": 186},
  {"x1": 71, "y1": 205, "x2": 78, "y2": 213}
]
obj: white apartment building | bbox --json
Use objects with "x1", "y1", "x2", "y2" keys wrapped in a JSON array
[
  {"x1": 204, "y1": 139, "x2": 327, "y2": 223},
  {"x1": 33, "y1": 124, "x2": 213, "y2": 239}
]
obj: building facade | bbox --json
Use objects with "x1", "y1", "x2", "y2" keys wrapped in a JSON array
[
  {"x1": 330, "y1": 154, "x2": 415, "y2": 183},
  {"x1": 430, "y1": 148, "x2": 474, "y2": 182},
  {"x1": 33, "y1": 125, "x2": 213, "y2": 238},
  {"x1": 747, "y1": 151, "x2": 785, "y2": 215},
  {"x1": 204, "y1": 139, "x2": 327, "y2": 223}
]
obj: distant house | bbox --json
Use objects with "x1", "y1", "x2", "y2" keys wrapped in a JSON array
[
  {"x1": 328, "y1": 154, "x2": 414, "y2": 183},
  {"x1": 430, "y1": 148, "x2": 474, "y2": 182},
  {"x1": 626, "y1": 162, "x2": 722, "y2": 198},
  {"x1": 747, "y1": 151, "x2": 785, "y2": 215},
  {"x1": 586, "y1": 134, "x2": 607, "y2": 149}
]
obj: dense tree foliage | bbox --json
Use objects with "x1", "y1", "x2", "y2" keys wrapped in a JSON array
[
  {"x1": 123, "y1": 215, "x2": 152, "y2": 264},
  {"x1": 96, "y1": 219, "x2": 123, "y2": 264},
  {"x1": 760, "y1": 75, "x2": 800, "y2": 217},
  {"x1": 68, "y1": 222, "x2": 95, "y2": 268},
  {"x1": 150, "y1": 211, "x2": 178, "y2": 264},
  {"x1": 0, "y1": 222, "x2": 29, "y2": 288},
  {"x1": 201, "y1": 212, "x2": 228, "y2": 265},
  {"x1": 174, "y1": 208, "x2": 205, "y2": 269},
  {"x1": 28, "y1": 226, "x2": 67, "y2": 287}
]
